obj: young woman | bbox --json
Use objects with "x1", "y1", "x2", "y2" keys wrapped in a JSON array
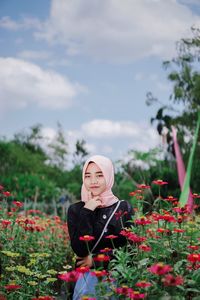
[{"x1": 67, "y1": 155, "x2": 133, "y2": 299}]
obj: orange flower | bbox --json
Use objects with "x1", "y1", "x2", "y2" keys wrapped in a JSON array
[
  {"x1": 91, "y1": 270, "x2": 108, "y2": 277},
  {"x1": 93, "y1": 254, "x2": 110, "y2": 262},
  {"x1": 76, "y1": 266, "x2": 90, "y2": 273}
]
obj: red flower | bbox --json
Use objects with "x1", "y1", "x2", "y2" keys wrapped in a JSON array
[
  {"x1": 79, "y1": 235, "x2": 95, "y2": 241},
  {"x1": 13, "y1": 201, "x2": 23, "y2": 208},
  {"x1": 137, "y1": 184, "x2": 150, "y2": 189},
  {"x1": 148, "y1": 263, "x2": 172, "y2": 275},
  {"x1": 173, "y1": 228, "x2": 185, "y2": 233},
  {"x1": 76, "y1": 266, "x2": 90, "y2": 273},
  {"x1": 188, "y1": 245, "x2": 199, "y2": 251},
  {"x1": 152, "y1": 180, "x2": 168, "y2": 186},
  {"x1": 135, "y1": 217, "x2": 151, "y2": 226},
  {"x1": 0, "y1": 185, "x2": 4, "y2": 190},
  {"x1": 2, "y1": 191, "x2": 12, "y2": 197},
  {"x1": 164, "y1": 196, "x2": 177, "y2": 202},
  {"x1": 162, "y1": 274, "x2": 184, "y2": 286},
  {"x1": 91, "y1": 270, "x2": 108, "y2": 277},
  {"x1": 105, "y1": 235, "x2": 118, "y2": 239},
  {"x1": 192, "y1": 193, "x2": 200, "y2": 199},
  {"x1": 115, "y1": 285, "x2": 133, "y2": 296},
  {"x1": 139, "y1": 244, "x2": 152, "y2": 252},
  {"x1": 157, "y1": 228, "x2": 166, "y2": 233},
  {"x1": 187, "y1": 254, "x2": 200, "y2": 263},
  {"x1": 58, "y1": 271, "x2": 80, "y2": 282},
  {"x1": 129, "y1": 191, "x2": 137, "y2": 196},
  {"x1": 93, "y1": 254, "x2": 110, "y2": 262},
  {"x1": 120, "y1": 230, "x2": 147, "y2": 244},
  {"x1": 100, "y1": 247, "x2": 112, "y2": 253},
  {"x1": 173, "y1": 206, "x2": 188, "y2": 214},
  {"x1": 135, "y1": 281, "x2": 152, "y2": 288},
  {"x1": 115, "y1": 210, "x2": 128, "y2": 220},
  {"x1": 31, "y1": 297, "x2": 55, "y2": 300},
  {"x1": 4, "y1": 284, "x2": 21, "y2": 291},
  {"x1": 129, "y1": 291, "x2": 146, "y2": 299},
  {"x1": 1, "y1": 220, "x2": 12, "y2": 228}
]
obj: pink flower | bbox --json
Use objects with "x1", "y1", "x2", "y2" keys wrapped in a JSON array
[
  {"x1": 2, "y1": 191, "x2": 12, "y2": 197},
  {"x1": 162, "y1": 274, "x2": 184, "y2": 286},
  {"x1": 152, "y1": 180, "x2": 168, "y2": 186},
  {"x1": 148, "y1": 263, "x2": 172, "y2": 275},
  {"x1": 137, "y1": 184, "x2": 151, "y2": 189},
  {"x1": 135, "y1": 217, "x2": 151, "y2": 226},
  {"x1": 187, "y1": 245, "x2": 199, "y2": 251},
  {"x1": 135, "y1": 281, "x2": 152, "y2": 288},
  {"x1": 13, "y1": 201, "x2": 23, "y2": 207},
  {"x1": 58, "y1": 271, "x2": 80, "y2": 282},
  {"x1": 164, "y1": 196, "x2": 177, "y2": 202},
  {"x1": 79, "y1": 235, "x2": 95, "y2": 241},
  {"x1": 1, "y1": 220, "x2": 12, "y2": 228},
  {"x1": 139, "y1": 244, "x2": 152, "y2": 252},
  {"x1": 192, "y1": 193, "x2": 200, "y2": 199},
  {"x1": 100, "y1": 247, "x2": 112, "y2": 253},
  {"x1": 105, "y1": 235, "x2": 118, "y2": 239}
]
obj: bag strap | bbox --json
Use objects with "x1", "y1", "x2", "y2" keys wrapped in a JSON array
[{"x1": 91, "y1": 200, "x2": 122, "y2": 253}]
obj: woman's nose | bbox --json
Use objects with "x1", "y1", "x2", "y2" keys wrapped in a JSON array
[{"x1": 91, "y1": 176, "x2": 98, "y2": 184}]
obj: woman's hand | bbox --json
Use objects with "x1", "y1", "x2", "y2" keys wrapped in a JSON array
[
  {"x1": 76, "y1": 255, "x2": 93, "y2": 267},
  {"x1": 84, "y1": 191, "x2": 103, "y2": 211}
]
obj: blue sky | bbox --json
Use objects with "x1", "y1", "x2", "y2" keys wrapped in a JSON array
[{"x1": 0, "y1": 0, "x2": 200, "y2": 165}]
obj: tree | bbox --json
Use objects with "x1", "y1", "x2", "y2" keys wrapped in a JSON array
[
  {"x1": 146, "y1": 27, "x2": 200, "y2": 193},
  {"x1": 48, "y1": 122, "x2": 69, "y2": 170},
  {"x1": 72, "y1": 139, "x2": 89, "y2": 166}
]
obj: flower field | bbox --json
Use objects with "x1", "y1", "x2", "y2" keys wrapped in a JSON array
[
  {"x1": 1, "y1": 182, "x2": 200, "y2": 299},
  {"x1": 0, "y1": 185, "x2": 74, "y2": 300}
]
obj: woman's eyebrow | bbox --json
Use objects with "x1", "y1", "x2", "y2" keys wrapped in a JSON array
[{"x1": 85, "y1": 171, "x2": 103, "y2": 175}]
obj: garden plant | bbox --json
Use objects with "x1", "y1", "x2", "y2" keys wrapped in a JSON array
[{"x1": 1, "y1": 181, "x2": 200, "y2": 299}]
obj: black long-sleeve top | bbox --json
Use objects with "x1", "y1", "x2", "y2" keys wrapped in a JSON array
[{"x1": 67, "y1": 200, "x2": 133, "y2": 262}]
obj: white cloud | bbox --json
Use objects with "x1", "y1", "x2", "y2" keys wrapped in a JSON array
[
  {"x1": 37, "y1": 0, "x2": 200, "y2": 63},
  {"x1": 0, "y1": 16, "x2": 42, "y2": 31},
  {"x1": 81, "y1": 119, "x2": 160, "y2": 150},
  {"x1": 17, "y1": 50, "x2": 52, "y2": 61},
  {"x1": 82, "y1": 119, "x2": 146, "y2": 137},
  {"x1": 0, "y1": 57, "x2": 85, "y2": 111}
]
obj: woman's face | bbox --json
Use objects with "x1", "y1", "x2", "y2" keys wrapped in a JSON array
[{"x1": 84, "y1": 162, "x2": 106, "y2": 196}]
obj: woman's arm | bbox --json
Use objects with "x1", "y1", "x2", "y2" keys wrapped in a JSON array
[{"x1": 67, "y1": 204, "x2": 96, "y2": 257}]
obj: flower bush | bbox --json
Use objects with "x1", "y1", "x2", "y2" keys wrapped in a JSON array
[
  {"x1": 0, "y1": 185, "x2": 74, "y2": 300},
  {"x1": 2, "y1": 182, "x2": 200, "y2": 299},
  {"x1": 59, "y1": 181, "x2": 200, "y2": 299},
  {"x1": 109, "y1": 182, "x2": 200, "y2": 299}
]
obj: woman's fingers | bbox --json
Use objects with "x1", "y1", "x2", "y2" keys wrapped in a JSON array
[
  {"x1": 76, "y1": 260, "x2": 84, "y2": 266},
  {"x1": 88, "y1": 191, "x2": 93, "y2": 200}
]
